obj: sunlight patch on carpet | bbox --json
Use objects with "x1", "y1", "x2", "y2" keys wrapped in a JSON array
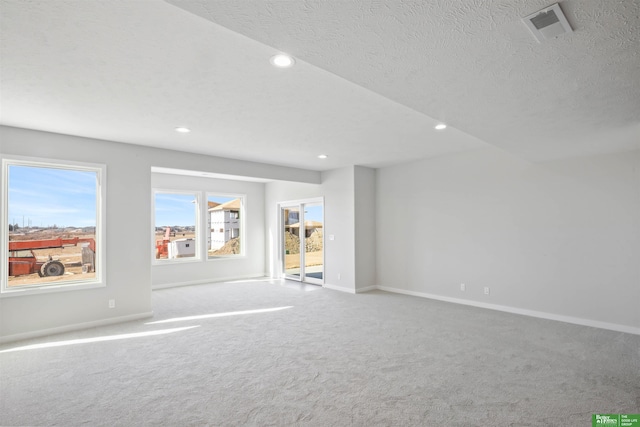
[
  {"x1": 146, "y1": 306, "x2": 294, "y2": 325},
  {"x1": 0, "y1": 326, "x2": 200, "y2": 353}
]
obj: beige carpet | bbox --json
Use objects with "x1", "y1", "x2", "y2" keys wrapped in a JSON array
[{"x1": 1, "y1": 279, "x2": 638, "y2": 426}]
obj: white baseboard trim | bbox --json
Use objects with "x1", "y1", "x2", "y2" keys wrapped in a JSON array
[
  {"x1": 152, "y1": 274, "x2": 267, "y2": 290},
  {"x1": 323, "y1": 283, "x2": 356, "y2": 294},
  {"x1": 377, "y1": 286, "x2": 640, "y2": 336},
  {"x1": 356, "y1": 285, "x2": 378, "y2": 293},
  {"x1": 0, "y1": 311, "x2": 154, "y2": 345}
]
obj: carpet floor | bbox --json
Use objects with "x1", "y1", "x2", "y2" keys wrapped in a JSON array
[{"x1": 1, "y1": 279, "x2": 639, "y2": 426}]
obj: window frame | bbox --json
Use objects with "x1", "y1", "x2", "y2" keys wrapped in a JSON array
[
  {"x1": 0, "y1": 155, "x2": 107, "y2": 297},
  {"x1": 151, "y1": 189, "x2": 201, "y2": 265},
  {"x1": 206, "y1": 193, "x2": 246, "y2": 260}
]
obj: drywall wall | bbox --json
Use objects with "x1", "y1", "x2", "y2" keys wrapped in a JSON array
[
  {"x1": 376, "y1": 146, "x2": 640, "y2": 332},
  {"x1": 151, "y1": 173, "x2": 265, "y2": 288},
  {"x1": 354, "y1": 166, "x2": 376, "y2": 291},
  {"x1": 0, "y1": 126, "x2": 321, "y2": 341},
  {"x1": 320, "y1": 167, "x2": 356, "y2": 292}
]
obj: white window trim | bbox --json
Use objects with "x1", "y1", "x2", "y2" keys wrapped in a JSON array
[
  {"x1": 151, "y1": 189, "x2": 202, "y2": 265},
  {"x1": 0, "y1": 155, "x2": 107, "y2": 297},
  {"x1": 206, "y1": 192, "x2": 246, "y2": 260}
]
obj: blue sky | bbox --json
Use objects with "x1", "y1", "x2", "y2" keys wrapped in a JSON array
[
  {"x1": 155, "y1": 193, "x2": 197, "y2": 227},
  {"x1": 8, "y1": 165, "x2": 97, "y2": 228},
  {"x1": 154, "y1": 194, "x2": 237, "y2": 227},
  {"x1": 304, "y1": 205, "x2": 323, "y2": 222}
]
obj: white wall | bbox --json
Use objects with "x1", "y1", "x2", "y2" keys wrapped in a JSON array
[
  {"x1": 0, "y1": 126, "x2": 320, "y2": 341},
  {"x1": 354, "y1": 166, "x2": 376, "y2": 291},
  {"x1": 376, "y1": 147, "x2": 640, "y2": 332},
  {"x1": 151, "y1": 173, "x2": 265, "y2": 288},
  {"x1": 320, "y1": 167, "x2": 356, "y2": 292}
]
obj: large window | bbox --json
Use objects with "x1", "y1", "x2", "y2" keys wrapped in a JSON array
[
  {"x1": 1, "y1": 157, "x2": 105, "y2": 294},
  {"x1": 207, "y1": 194, "x2": 244, "y2": 258},
  {"x1": 153, "y1": 191, "x2": 199, "y2": 261}
]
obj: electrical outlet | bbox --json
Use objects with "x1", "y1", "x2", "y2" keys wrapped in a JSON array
[
  {"x1": 108, "y1": 299, "x2": 116, "y2": 308},
  {"x1": 484, "y1": 287, "x2": 490, "y2": 296},
  {"x1": 460, "y1": 283, "x2": 466, "y2": 291},
  {"x1": 337, "y1": 273, "x2": 341, "y2": 280}
]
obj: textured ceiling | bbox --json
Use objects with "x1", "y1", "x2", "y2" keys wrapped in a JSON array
[
  {"x1": 1, "y1": 0, "x2": 639, "y2": 173},
  {"x1": 166, "y1": 0, "x2": 640, "y2": 161}
]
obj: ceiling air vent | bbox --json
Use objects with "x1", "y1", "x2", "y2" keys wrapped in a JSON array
[{"x1": 522, "y1": 3, "x2": 572, "y2": 43}]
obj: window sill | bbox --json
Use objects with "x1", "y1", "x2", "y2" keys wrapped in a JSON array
[
  {"x1": 207, "y1": 255, "x2": 247, "y2": 261},
  {"x1": 0, "y1": 280, "x2": 105, "y2": 298},
  {"x1": 152, "y1": 257, "x2": 203, "y2": 266}
]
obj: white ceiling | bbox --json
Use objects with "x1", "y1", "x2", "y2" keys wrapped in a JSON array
[{"x1": 1, "y1": 0, "x2": 639, "y2": 171}]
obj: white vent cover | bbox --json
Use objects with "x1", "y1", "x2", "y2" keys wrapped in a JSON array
[{"x1": 522, "y1": 3, "x2": 572, "y2": 43}]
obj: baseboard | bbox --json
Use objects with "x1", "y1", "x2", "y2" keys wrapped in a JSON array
[
  {"x1": 323, "y1": 283, "x2": 356, "y2": 294},
  {"x1": 356, "y1": 285, "x2": 377, "y2": 293},
  {"x1": 0, "y1": 311, "x2": 154, "y2": 345},
  {"x1": 152, "y1": 273, "x2": 267, "y2": 290},
  {"x1": 377, "y1": 286, "x2": 640, "y2": 336}
]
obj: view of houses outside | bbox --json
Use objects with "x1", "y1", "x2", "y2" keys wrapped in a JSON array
[
  {"x1": 283, "y1": 204, "x2": 323, "y2": 280},
  {"x1": 208, "y1": 195, "x2": 242, "y2": 257},
  {"x1": 153, "y1": 193, "x2": 242, "y2": 259},
  {"x1": 154, "y1": 192, "x2": 197, "y2": 259}
]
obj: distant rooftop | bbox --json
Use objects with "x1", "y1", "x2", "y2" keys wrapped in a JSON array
[{"x1": 209, "y1": 198, "x2": 240, "y2": 212}]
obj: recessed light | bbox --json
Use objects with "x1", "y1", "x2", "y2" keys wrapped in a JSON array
[
  {"x1": 270, "y1": 54, "x2": 295, "y2": 68},
  {"x1": 318, "y1": 154, "x2": 328, "y2": 159},
  {"x1": 435, "y1": 123, "x2": 447, "y2": 130},
  {"x1": 175, "y1": 127, "x2": 191, "y2": 133}
]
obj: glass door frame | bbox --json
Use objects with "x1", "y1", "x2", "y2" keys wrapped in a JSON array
[{"x1": 278, "y1": 197, "x2": 324, "y2": 285}]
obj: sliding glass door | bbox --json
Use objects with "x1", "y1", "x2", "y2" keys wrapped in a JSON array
[
  {"x1": 281, "y1": 200, "x2": 323, "y2": 285},
  {"x1": 283, "y1": 206, "x2": 302, "y2": 278},
  {"x1": 302, "y1": 203, "x2": 323, "y2": 283}
]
